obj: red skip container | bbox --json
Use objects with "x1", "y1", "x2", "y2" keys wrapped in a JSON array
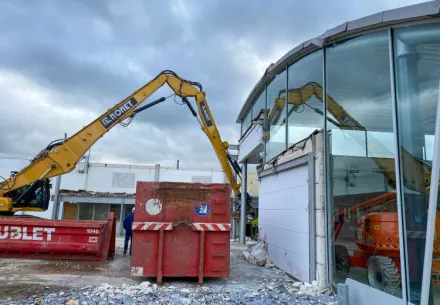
[
  {"x1": 0, "y1": 212, "x2": 116, "y2": 261},
  {"x1": 130, "y1": 182, "x2": 231, "y2": 284}
]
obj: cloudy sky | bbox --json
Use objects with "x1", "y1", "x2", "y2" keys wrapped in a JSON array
[{"x1": 0, "y1": 0, "x2": 428, "y2": 169}]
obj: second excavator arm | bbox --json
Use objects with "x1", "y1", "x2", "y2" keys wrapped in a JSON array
[
  {"x1": 0, "y1": 70, "x2": 248, "y2": 213},
  {"x1": 266, "y1": 81, "x2": 430, "y2": 193}
]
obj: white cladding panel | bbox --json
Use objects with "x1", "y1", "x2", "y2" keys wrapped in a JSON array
[
  {"x1": 259, "y1": 164, "x2": 310, "y2": 282},
  {"x1": 238, "y1": 125, "x2": 263, "y2": 162}
]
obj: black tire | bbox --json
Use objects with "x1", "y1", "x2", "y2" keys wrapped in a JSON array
[
  {"x1": 366, "y1": 255, "x2": 401, "y2": 296},
  {"x1": 335, "y1": 244, "x2": 351, "y2": 275}
]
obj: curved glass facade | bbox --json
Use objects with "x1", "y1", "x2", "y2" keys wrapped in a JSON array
[
  {"x1": 393, "y1": 22, "x2": 440, "y2": 304},
  {"x1": 266, "y1": 70, "x2": 287, "y2": 161},
  {"x1": 239, "y1": 19, "x2": 440, "y2": 304},
  {"x1": 287, "y1": 50, "x2": 323, "y2": 147},
  {"x1": 325, "y1": 30, "x2": 402, "y2": 299}
]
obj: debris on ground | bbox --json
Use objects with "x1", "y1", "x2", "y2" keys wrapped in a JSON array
[
  {"x1": 0, "y1": 239, "x2": 336, "y2": 305},
  {"x1": 1, "y1": 280, "x2": 337, "y2": 305},
  {"x1": 242, "y1": 237, "x2": 271, "y2": 267}
]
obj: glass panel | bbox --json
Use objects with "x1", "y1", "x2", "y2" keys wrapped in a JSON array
[
  {"x1": 265, "y1": 70, "x2": 287, "y2": 161},
  {"x1": 367, "y1": 131, "x2": 395, "y2": 159},
  {"x1": 110, "y1": 204, "x2": 121, "y2": 220},
  {"x1": 78, "y1": 203, "x2": 94, "y2": 220},
  {"x1": 110, "y1": 204, "x2": 122, "y2": 236},
  {"x1": 123, "y1": 204, "x2": 135, "y2": 219},
  {"x1": 252, "y1": 90, "x2": 265, "y2": 120},
  {"x1": 393, "y1": 22, "x2": 440, "y2": 305},
  {"x1": 287, "y1": 50, "x2": 324, "y2": 146},
  {"x1": 94, "y1": 204, "x2": 109, "y2": 221},
  {"x1": 241, "y1": 110, "x2": 252, "y2": 135},
  {"x1": 325, "y1": 31, "x2": 400, "y2": 297},
  {"x1": 331, "y1": 130, "x2": 367, "y2": 157}
]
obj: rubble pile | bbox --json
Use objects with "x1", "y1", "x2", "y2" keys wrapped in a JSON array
[
  {"x1": 242, "y1": 238, "x2": 274, "y2": 268},
  {"x1": 1, "y1": 280, "x2": 337, "y2": 305}
]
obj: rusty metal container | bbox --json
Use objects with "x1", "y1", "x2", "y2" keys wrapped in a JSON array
[
  {"x1": 130, "y1": 182, "x2": 231, "y2": 284},
  {"x1": 0, "y1": 212, "x2": 116, "y2": 261}
]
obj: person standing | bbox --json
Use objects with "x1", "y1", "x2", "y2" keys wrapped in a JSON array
[{"x1": 123, "y1": 207, "x2": 135, "y2": 255}]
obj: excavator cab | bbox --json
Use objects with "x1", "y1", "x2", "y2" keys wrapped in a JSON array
[{"x1": 2, "y1": 179, "x2": 51, "y2": 213}]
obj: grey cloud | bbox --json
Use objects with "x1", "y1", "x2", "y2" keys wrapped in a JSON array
[{"x1": 0, "y1": 0, "x2": 428, "y2": 166}]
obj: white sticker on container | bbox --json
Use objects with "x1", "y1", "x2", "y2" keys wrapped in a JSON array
[
  {"x1": 89, "y1": 236, "x2": 99, "y2": 243},
  {"x1": 131, "y1": 266, "x2": 144, "y2": 276},
  {"x1": 145, "y1": 198, "x2": 162, "y2": 215}
]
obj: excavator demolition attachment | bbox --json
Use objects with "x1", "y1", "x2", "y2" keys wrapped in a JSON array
[{"x1": 0, "y1": 70, "x2": 251, "y2": 215}]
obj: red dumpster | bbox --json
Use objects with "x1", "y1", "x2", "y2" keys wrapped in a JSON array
[
  {"x1": 130, "y1": 182, "x2": 231, "y2": 284},
  {"x1": 0, "y1": 212, "x2": 116, "y2": 261}
]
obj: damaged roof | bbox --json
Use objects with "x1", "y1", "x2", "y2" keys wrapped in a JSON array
[
  {"x1": 59, "y1": 189, "x2": 135, "y2": 198},
  {"x1": 236, "y1": 1, "x2": 440, "y2": 123}
]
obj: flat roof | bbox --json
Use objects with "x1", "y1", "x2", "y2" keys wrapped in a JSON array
[
  {"x1": 236, "y1": 0, "x2": 440, "y2": 123},
  {"x1": 59, "y1": 189, "x2": 135, "y2": 198}
]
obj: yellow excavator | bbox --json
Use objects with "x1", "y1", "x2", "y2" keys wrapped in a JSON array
[{"x1": 0, "y1": 70, "x2": 250, "y2": 214}]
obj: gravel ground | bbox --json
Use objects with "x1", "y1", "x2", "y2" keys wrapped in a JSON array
[
  {"x1": 1, "y1": 276, "x2": 337, "y2": 305},
  {"x1": 0, "y1": 240, "x2": 338, "y2": 304}
]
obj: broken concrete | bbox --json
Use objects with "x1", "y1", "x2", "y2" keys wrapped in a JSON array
[
  {"x1": 242, "y1": 238, "x2": 271, "y2": 268},
  {"x1": 1, "y1": 279, "x2": 337, "y2": 305},
  {"x1": 0, "y1": 239, "x2": 336, "y2": 305}
]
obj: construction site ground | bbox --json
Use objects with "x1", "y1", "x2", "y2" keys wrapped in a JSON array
[
  {"x1": 0, "y1": 238, "x2": 336, "y2": 304},
  {"x1": 0, "y1": 239, "x2": 270, "y2": 298}
]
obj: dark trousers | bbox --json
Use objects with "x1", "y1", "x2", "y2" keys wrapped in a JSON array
[{"x1": 124, "y1": 232, "x2": 132, "y2": 254}]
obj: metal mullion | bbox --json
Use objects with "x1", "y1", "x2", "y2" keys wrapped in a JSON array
[
  {"x1": 308, "y1": 152, "x2": 317, "y2": 283},
  {"x1": 388, "y1": 27, "x2": 408, "y2": 303},
  {"x1": 322, "y1": 45, "x2": 333, "y2": 289},
  {"x1": 250, "y1": 95, "x2": 253, "y2": 122},
  {"x1": 264, "y1": 84, "x2": 268, "y2": 164},
  {"x1": 120, "y1": 201, "x2": 124, "y2": 237},
  {"x1": 420, "y1": 82, "x2": 440, "y2": 305},
  {"x1": 286, "y1": 64, "x2": 289, "y2": 150}
]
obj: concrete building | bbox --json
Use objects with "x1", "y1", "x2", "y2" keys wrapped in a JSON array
[
  {"x1": 236, "y1": 2, "x2": 440, "y2": 304},
  {"x1": 0, "y1": 157, "x2": 229, "y2": 236}
]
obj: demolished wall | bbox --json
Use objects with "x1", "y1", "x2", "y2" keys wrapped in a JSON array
[{"x1": 257, "y1": 130, "x2": 327, "y2": 288}]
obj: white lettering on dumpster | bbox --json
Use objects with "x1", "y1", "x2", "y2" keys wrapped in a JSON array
[
  {"x1": 0, "y1": 226, "x2": 8, "y2": 239},
  {"x1": 22, "y1": 227, "x2": 32, "y2": 240},
  {"x1": 10, "y1": 226, "x2": 21, "y2": 239},
  {"x1": 0, "y1": 226, "x2": 55, "y2": 241},
  {"x1": 33, "y1": 228, "x2": 43, "y2": 241},
  {"x1": 43, "y1": 228, "x2": 55, "y2": 241}
]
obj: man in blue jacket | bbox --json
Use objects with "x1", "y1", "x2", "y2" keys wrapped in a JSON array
[{"x1": 123, "y1": 207, "x2": 135, "y2": 255}]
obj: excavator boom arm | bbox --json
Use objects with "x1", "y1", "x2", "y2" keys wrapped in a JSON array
[
  {"x1": 267, "y1": 82, "x2": 429, "y2": 192},
  {"x1": 0, "y1": 70, "x2": 242, "y2": 212}
]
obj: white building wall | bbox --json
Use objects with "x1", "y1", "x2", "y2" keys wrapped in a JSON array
[
  {"x1": 60, "y1": 169, "x2": 87, "y2": 191},
  {"x1": 82, "y1": 164, "x2": 156, "y2": 193},
  {"x1": 0, "y1": 158, "x2": 227, "y2": 219},
  {"x1": 259, "y1": 164, "x2": 311, "y2": 282},
  {"x1": 160, "y1": 167, "x2": 225, "y2": 184}
]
